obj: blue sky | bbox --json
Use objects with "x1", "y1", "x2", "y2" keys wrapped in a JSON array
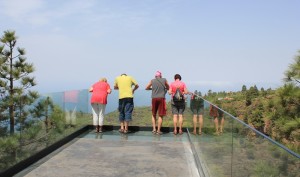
[{"x1": 1, "y1": 0, "x2": 299, "y2": 94}]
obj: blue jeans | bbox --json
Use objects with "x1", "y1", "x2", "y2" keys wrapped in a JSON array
[{"x1": 118, "y1": 98, "x2": 134, "y2": 122}]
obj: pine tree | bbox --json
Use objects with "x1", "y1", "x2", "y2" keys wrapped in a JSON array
[
  {"x1": 284, "y1": 50, "x2": 300, "y2": 85},
  {"x1": 30, "y1": 97, "x2": 54, "y2": 133},
  {"x1": 0, "y1": 30, "x2": 38, "y2": 134},
  {"x1": 242, "y1": 85, "x2": 247, "y2": 92}
]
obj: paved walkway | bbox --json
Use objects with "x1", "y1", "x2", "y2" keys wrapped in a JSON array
[{"x1": 15, "y1": 131, "x2": 199, "y2": 177}]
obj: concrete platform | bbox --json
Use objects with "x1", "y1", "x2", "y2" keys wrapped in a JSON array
[{"x1": 15, "y1": 131, "x2": 199, "y2": 177}]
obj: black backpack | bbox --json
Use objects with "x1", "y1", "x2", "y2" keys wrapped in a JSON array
[{"x1": 173, "y1": 87, "x2": 184, "y2": 102}]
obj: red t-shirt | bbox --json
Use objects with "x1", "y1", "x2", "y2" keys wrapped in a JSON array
[
  {"x1": 170, "y1": 80, "x2": 186, "y2": 96},
  {"x1": 90, "y1": 81, "x2": 111, "y2": 104}
]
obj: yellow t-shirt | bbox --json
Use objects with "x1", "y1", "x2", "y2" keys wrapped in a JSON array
[{"x1": 114, "y1": 75, "x2": 138, "y2": 99}]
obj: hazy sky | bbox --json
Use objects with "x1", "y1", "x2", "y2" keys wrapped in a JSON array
[{"x1": 1, "y1": 0, "x2": 299, "y2": 94}]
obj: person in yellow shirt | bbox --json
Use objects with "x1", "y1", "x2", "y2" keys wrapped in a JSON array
[{"x1": 114, "y1": 73, "x2": 139, "y2": 133}]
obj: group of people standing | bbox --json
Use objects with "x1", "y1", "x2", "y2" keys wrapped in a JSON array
[
  {"x1": 89, "y1": 71, "x2": 224, "y2": 135},
  {"x1": 145, "y1": 72, "x2": 188, "y2": 135}
]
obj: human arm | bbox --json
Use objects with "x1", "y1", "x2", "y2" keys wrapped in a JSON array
[
  {"x1": 114, "y1": 79, "x2": 118, "y2": 90},
  {"x1": 145, "y1": 81, "x2": 152, "y2": 90},
  {"x1": 131, "y1": 77, "x2": 139, "y2": 93},
  {"x1": 133, "y1": 84, "x2": 139, "y2": 94},
  {"x1": 168, "y1": 85, "x2": 172, "y2": 95},
  {"x1": 107, "y1": 84, "x2": 112, "y2": 94},
  {"x1": 165, "y1": 80, "x2": 170, "y2": 90},
  {"x1": 183, "y1": 82, "x2": 189, "y2": 95}
]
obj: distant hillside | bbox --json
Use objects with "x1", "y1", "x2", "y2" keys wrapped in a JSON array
[
  {"x1": 105, "y1": 101, "x2": 194, "y2": 128},
  {"x1": 205, "y1": 85, "x2": 300, "y2": 154}
]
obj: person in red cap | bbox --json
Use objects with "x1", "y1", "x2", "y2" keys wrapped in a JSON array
[{"x1": 145, "y1": 71, "x2": 169, "y2": 135}]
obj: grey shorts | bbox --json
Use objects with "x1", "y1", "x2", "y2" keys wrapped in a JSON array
[
  {"x1": 191, "y1": 107, "x2": 204, "y2": 115},
  {"x1": 171, "y1": 103, "x2": 185, "y2": 115}
]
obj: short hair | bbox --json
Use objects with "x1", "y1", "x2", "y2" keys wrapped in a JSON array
[
  {"x1": 174, "y1": 74, "x2": 181, "y2": 80},
  {"x1": 100, "y1": 78, "x2": 107, "y2": 82}
]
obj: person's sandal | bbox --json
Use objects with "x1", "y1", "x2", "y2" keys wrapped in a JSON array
[
  {"x1": 119, "y1": 129, "x2": 124, "y2": 133},
  {"x1": 198, "y1": 131, "x2": 202, "y2": 135},
  {"x1": 179, "y1": 130, "x2": 183, "y2": 135},
  {"x1": 124, "y1": 130, "x2": 128, "y2": 134},
  {"x1": 152, "y1": 130, "x2": 156, "y2": 134},
  {"x1": 156, "y1": 131, "x2": 163, "y2": 135},
  {"x1": 173, "y1": 130, "x2": 177, "y2": 135}
]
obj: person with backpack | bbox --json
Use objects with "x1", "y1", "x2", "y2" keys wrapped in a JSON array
[
  {"x1": 169, "y1": 74, "x2": 188, "y2": 135},
  {"x1": 145, "y1": 71, "x2": 169, "y2": 135}
]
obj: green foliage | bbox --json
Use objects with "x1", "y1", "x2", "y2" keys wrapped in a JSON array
[
  {"x1": 284, "y1": 50, "x2": 300, "y2": 85},
  {"x1": 30, "y1": 96, "x2": 55, "y2": 134},
  {"x1": 202, "y1": 79, "x2": 300, "y2": 153},
  {"x1": 51, "y1": 105, "x2": 65, "y2": 133},
  {"x1": 279, "y1": 118, "x2": 300, "y2": 136},
  {"x1": 245, "y1": 91, "x2": 252, "y2": 106},
  {"x1": 21, "y1": 122, "x2": 43, "y2": 141},
  {"x1": 0, "y1": 134, "x2": 20, "y2": 170},
  {"x1": 253, "y1": 161, "x2": 279, "y2": 177},
  {"x1": 0, "y1": 30, "x2": 37, "y2": 134},
  {"x1": 0, "y1": 135, "x2": 19, "y2": 154},
  {"x1": 277, "y1": 84, "x2": 300, "y2": 118},
  {"x1": 242, "y1": 85, "x2": 247, "y2": 92}
]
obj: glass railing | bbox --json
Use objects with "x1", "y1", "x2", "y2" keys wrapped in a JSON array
[
  {"x1": 46, "y1": 89, "x2": 300, "y2": 177},
  {"x1": 0, "y1": 88, "x2": 299, "y2": 177},
  {"x1": 0, "y1": 89, "x2": 91, "y2": 175},
  {"x1": 187, "y1": 97, "x2": 300, "y2": 177}
]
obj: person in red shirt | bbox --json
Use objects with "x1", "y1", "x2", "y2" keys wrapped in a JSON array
[
  {"x1": 89, "y1": 78, "x2": 112, "y2": 133},
  {"x1": 169, "y1": 74, "x2": 188, "y2": 135}
]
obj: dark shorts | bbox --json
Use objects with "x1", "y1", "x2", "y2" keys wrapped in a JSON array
[
  {"x1": 118, "y1": 98, "x2": 134, "y2": 122},
  {"x1": 217, "y1": 109, "x2": 224, "y2": 119},
  {"x1": 152, "y1": 98, "x2": 166, "y2": 117},
  {"x1": 171, "y1": 101, "x2": 185, "y2": 115},
  {"x1": 191, "y1": 107, "x2": 204, "y2": 115}
]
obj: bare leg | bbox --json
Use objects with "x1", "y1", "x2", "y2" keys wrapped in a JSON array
[
  {"x1": 179, "y1": 114, "x2": 183, "y2": 134},
  {"x1": 173, "y1": 115, "x2": 178, "y2": 134},
  {"x1": 152, "y1": 115, "x2": 157, "y2": 132},
  {"x1": 199, "y1": 114, "x2": 203, "y2": 134},
  {"x1": 124, "y1": 121, "x2": 129, "y2": 132},
  {"x1": 157, "y1": 116, "x2": 163, "y2": 133},
  {"x1": 214, "y1": 117, "x2": 219, "y2": 134},
  {"x1": 120, "y1": 121, "x2": 125, "y2": 132},
  {"x1": 193, "y1": 114, "x2": 197, "y2": 134},
  {"x1": 220, "y1": 117, "x2": 224, "y2": 133}
]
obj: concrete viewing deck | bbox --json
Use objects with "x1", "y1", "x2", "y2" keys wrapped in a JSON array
[{"x1": 14, "y1": 130, "x2": 199, "y2": 177}]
